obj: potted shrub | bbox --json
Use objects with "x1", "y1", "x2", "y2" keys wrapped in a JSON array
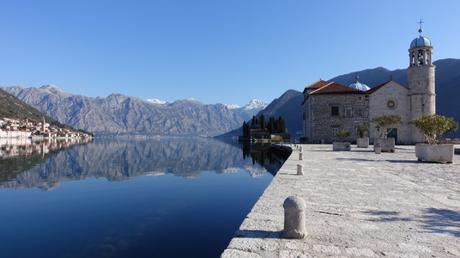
[
  {"x1": 333, "y1": 129, "x2": 351, "y2": 151},
  {"x1": 356, "y1": 123, "x2": 369, "y2": 148},
  {"x1": 412, "y1": 115, "x2": 458, "y2": 163},
  {"x1": 372, "y1": 115, "x2": 401, "y2": 153}
]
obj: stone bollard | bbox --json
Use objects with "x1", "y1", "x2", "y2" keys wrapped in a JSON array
[
  {"x1": 374, "y1": 142, "x2": 382, "y2": 154},
  {"x1": 299, "y1": 152, "x2": 303, "y2": 160},
  {"x1": 282, "y1": 196, "x2": 307, "y2": 239},
  {"x1": 297, "y1": 164, "x2": 303, "y2": 175}
]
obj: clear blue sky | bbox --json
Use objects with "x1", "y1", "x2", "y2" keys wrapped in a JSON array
[{"x1": 0, "y1": 0, "x2": 459, "y2": 105}]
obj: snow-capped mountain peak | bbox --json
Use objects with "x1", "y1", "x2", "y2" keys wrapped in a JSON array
[
  {"x1": 243, "y1": 99, "x2": 268, "y2": 110},
  {"x1": 146, "y1": 98, "x2": 167, "y2": 105}
]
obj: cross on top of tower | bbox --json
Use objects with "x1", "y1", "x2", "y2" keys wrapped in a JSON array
[{"x1": 418, "y1": 19, "x2": 424, "y2": 34}]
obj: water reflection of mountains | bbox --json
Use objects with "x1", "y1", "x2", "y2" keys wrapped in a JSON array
[{"x1": 0, "y1": 138, "x2": 291, "y2": 190}]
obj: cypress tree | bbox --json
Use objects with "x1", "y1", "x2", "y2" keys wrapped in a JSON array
[
  {"x1": 242, "y1": 121, "x2": 248, "y2": 137},
  {"x1": 279, "y1": 116, "x2": 286, "y2": 133},
  {"x1": 259, "y1": 114, "x2": 265, "y2": 131},
  {"x1": 277, "y1": 116, "x2": 284, "y2": 133},
  {"x1": 268, "y1": 117, "x2": 275, "y2": 133}
]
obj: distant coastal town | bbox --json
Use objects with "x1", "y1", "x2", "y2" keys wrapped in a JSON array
[
  {"x1": 0, "y1": 117, "x2": 92, "y2": 140},
  {"x1": 0, "y1": 137, "x2": 93, "y2": 159}
]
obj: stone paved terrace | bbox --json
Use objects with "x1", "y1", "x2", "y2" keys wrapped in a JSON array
[{"x1": 222, "y1": 145, "x2": 460, "y2": 258}]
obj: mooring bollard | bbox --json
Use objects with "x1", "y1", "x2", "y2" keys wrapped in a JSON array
[
  {"x1": 297, "y1": 164, "x2": 303, "y2": 175},
  {"x1": 299, "y1": 152, "x2": 303, "y2": 160},
  {"x1": 282, "y1": 196, "x2": 307, "y2": 239},
  {"x1": 374, "y1": 142, "x2": 382, "y2": 154}
]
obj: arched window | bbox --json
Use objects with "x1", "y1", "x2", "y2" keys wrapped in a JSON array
[{"x1": 417, "y1": 49, "x2": 425, "y2": 65}]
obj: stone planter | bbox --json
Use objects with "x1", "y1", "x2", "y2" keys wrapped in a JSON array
[
  {"x1": 333, "y1": 142, "x2": 351, "y2": 151},
  {"x1": 374, "y1": 146, "x2": 382, "y2": 154},
  {"x1": 357, "y1": 137, "x2": 369, "y2": 148},
  {"x1": 415, "y1": 143, "x2": 454, "y2": 163},
  {"x1": 374, "y1": 138, "x2": 395, "y2": 153}
]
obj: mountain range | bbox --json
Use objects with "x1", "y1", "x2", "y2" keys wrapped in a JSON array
[
  {"x1": 220, "y1": 58, "x2": 460, "y2": 138},
  {"x1": 3, "y1": 58, "x2": 459, "y2": 138},
  {"x1": 3, "y1": 85, "x2": 267, "y2": 136}
]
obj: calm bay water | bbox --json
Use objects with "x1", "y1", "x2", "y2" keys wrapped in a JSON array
[{"x1": 0, "y1": 138, "x2": 290, "y2": 258}]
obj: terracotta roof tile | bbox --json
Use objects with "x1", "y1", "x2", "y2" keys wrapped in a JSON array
[
  {"x1": 310, "y1": 82, "x2": 364, "y2": 95},
  {"x1": 308, "y1": 80, "x2": 330, "y2": 89},
  {"x1": 303, "y1": 80, "x2": 330, "y2": 93},
  {"x1": 366, "y1": 80, "x2": 392, "y2": 94},
  {"x1": 366, "y1": 80, "x2": 408, "y2": 94}
]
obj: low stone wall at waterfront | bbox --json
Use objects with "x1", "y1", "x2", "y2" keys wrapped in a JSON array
[{"x1": 222, "y1": 144, "x2": 460, "y2": 257}]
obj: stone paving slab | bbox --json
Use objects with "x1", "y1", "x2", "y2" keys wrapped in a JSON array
[{"x1": 222, "y1": 145, "x2": 460, "y2": 258}]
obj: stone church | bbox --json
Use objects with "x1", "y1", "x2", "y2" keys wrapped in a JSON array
[{"x1": 302, "y1": 27, "x2": 435, "y2": 144}]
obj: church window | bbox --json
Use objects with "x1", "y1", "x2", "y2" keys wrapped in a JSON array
[
  {"x1": 331, "y1": 106, "x2": 339, "y2": 116},
  {"x1": 387, "y1": 100, "x2": 396, "y2": 109},
  {"x1": 345, "y1": 107, "x2": 353, "y2": 118},
  {"x1": 417, "y1": 50, "x2": 425, "y2": 65}
]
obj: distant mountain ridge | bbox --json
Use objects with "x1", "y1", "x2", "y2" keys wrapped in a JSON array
[
  {"x1": 3, "y1": 85, "x2": 267, "y2": 136},
  {"x1": 218, "y1": 89, "x2": 304, "y2": 138},
  {"x1": 4, "y1": 58, "x2": 459, "y2": 138}
]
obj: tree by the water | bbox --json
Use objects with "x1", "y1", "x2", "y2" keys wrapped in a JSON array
[{"x1": 241, "y1": 115, "x2": 287, "y2": 138}]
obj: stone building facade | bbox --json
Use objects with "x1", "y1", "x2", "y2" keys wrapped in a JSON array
[
  {"x1": 304, "y1": 82, "x2": 369, "y2": 143},
  {"x1": 302, "y1": 28, "x2": 436, "y2": 144},
  {"x1": 368, "y1": 81, "x2": 411, "y2": 143}
]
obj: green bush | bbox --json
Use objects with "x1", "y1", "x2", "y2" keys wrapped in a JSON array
[
  {"x1": 335, "y1": 129, "x2": 350, "y2": 141},
  {"x1": 357, "y1": 123, "x2": 369, "y2": 138},
  {"x1": 372, "y1": 115, "x2": 401, "y2": 138},
  {"x1": 412, "y1": 115, "x2": 458, "y2": 144}
]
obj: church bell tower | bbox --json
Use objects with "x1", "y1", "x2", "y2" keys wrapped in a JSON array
[{"x1": 408, "y1": 20, "x2": 436, "y2": 143}]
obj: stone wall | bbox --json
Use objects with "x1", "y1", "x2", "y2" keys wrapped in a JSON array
[
  {"x1": 303, "y1": 94, "x2": 312, "y2": 141},
  {"x1": 369, "y1": 81, "x2": 411, "y2": 144},
  {"x1": 408, "y1": 65, "x2": 436, "y2": 143},
  {"x1": 310, "y1": 93, "x2": 368, "y2": 143}
]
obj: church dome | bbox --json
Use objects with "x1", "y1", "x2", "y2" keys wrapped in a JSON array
[
  {"x1": 349, "y1": 77, "x2": 370, "y2": 91},
  {"x1": 410, "y1": 35, "x2": 432, "y2": 48}
]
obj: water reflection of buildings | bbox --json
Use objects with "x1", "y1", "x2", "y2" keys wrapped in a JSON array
[
  {"x1": 0, "y1": 137, "x2": 93, "y2": 159},
  {"x1": 0, "y1": 139, "x2": 291, "y2": 191},
  {"x1": 242, "y1": 143, "x2": 292, "y2": 175}
]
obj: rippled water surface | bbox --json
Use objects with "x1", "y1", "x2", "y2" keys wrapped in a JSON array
[{"x1": 0, "y1": 138, "x2": 290, "y2": 258}]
